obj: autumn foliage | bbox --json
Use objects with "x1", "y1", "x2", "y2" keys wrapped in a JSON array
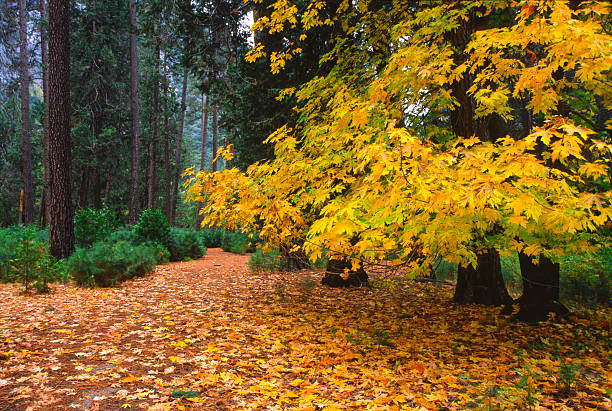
[{"x1": 187, "y1": 1, "x2": 611, "y2": 288}]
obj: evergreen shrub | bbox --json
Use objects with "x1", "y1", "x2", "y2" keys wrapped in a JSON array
[
  {"x1": 67, "y1": 240, "x2": 159, "y2": 287},
  {"x1": 199, "y1": 228, "x2": 224, "y2": 248},
  {"x1": 221, "y1": 231, "x2": 256, "y2": 254},
  {"x1": 0, "y1": 225, "x2": 64, "y2": 291},
  {"x1": 74, "y1": 207, "x2": 119, "y2": 248},
  {"x1": 134, "y1": 208, "x2": 171, "y2": 247},
  {"x1": 168, "y1": 228, "x2": 206, "y2": 261},
  {"x1": 103, "y1": 226, "x2": 137, "y2": 244},
  {"x1": 248, "y1": 248, "x2": 282, "y2": 272},
  {"x1": 561, "y1": 248, "x2": 611, "y2": 306}
]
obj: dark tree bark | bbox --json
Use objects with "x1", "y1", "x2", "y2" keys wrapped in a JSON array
[
  {"x1": 170, "y1": 68, "x2": 188, "y2": 225},
  {"x1": 454, "y1": 249, "x2": 511, "y2": 305},
  {"x1": 321, "y1": 258, "x2": 368, "y2": 288},
  {"x1": 511, "y1": 1, "x2": 580, "y2": 321},
  {"x1": 162, "y1": 50, "x2": 171, "y2": 219},
  {"x1": 514, "y1": 253, "x2": 569, "y2": 322},
  {"x1": 77, "y1": 165, "x2": 90, "y2": 209},
  {"x1": 38, "y1": 0, "x2": 50, "y2": 227},
  {"x1": 447, "y1": 7, "x2": 511, "y2": 306},
  {"x1": 195, "y1": 93, "x2": 209, "y2": 230},
  {"x1": 147, "y1": 40, "x2": 160, "y2": 210},
  {"x1": 212, "y1": 101, "x2": 218, "y2": 172},
  {"x1": 19, "y1": 0, "x2": 34, "y2": 225},
  {"x1": 49, "y1": 0, "x2": 74, "y2": 259},
  {"x1": 128, "y1": 0, "x2": 141, "y2": 225},
  {"x1": 92, "y1": 167, "x2": 101, "y2": 209}
]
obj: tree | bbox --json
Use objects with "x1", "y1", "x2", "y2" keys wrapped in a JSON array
[
  {"x1": 170, "y1": 67, "x2": 188, "y2": 225},
  {"x1": 18, "y1": 0, "x2": 33, "y2": 225},
  {"x1": 128, "y1": 0, "x2": 141, "y2": 225},
  {"x1": 39, "y1": 0, "x2": 50, "y2": 227},
  {"x1": 48, "y1": 0, "x2": 74, "y2": 259},
  {"x1": 195, "y1": 92, "x2": 209, "y2": 230},
  {"x1": 186, "y1": 1, "x2": 612, "y2": 316}
]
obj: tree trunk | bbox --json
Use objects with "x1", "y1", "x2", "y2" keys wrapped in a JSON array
[
  {"x1": 147, "y1": 141, "x2": 156, "y2": 209},
  {"x1": 147, "y1": 40, "x2": 160, "y2": 210},
  {"x1": 77, "y1": 165, "x2": 90, "y2": 209},
  {"x1": 321, "y1": 257, "x2": 368, "y2": 287},
  {"x1": 128, "y1": 0, "x2": 141, "y2": 225},
  {"x1": 49, "y1": 0, "x2": 74, "y2": 259},
  {"x1": 19, "y1": 0, "x2": 33, "y2": 226},
  {"x1": 103, "y1": 178, "x2": 111, "y2": 206},
  {"x1": 512, "y1": 1, "x2": 579, "y2": 321},
  {"x1": 170, "y1": 68, "x2": 188, "y2": 225},
  {"x1": 514, "y1": 253, "x2": 569, "y2": 322},
  {"x1": 195, "y1": 94, "x2": 209, "y2": 231},
  {"x1": 39, "y1": 0, "x2": 50, "y2": 227},
  {"x1": 212, "y1": 101, "x2": 218, "y2": 172},
  {"x1": 454, "y1": 248, "x2": 512, "y2": 305},
  {"x1": 92, "y1": 167, "x2": 101, "y2": 209},
  {"x1": 162, "y1": 50, "x2": 171, "y2": 219},
  {"x1": 278, "y1": 242, "x2": 309, "y2": 272},
  {"x1": 447, "y1": 8, "x2": 511, "y2": 305}
]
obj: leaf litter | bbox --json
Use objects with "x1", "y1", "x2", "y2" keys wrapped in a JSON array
[{"x1": 0, "y1": 249, "x2": 609, "y2": 410}]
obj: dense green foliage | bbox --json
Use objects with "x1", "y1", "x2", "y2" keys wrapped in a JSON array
[
  {"x1": 0, "y1": 226, "x2": 66, "y2": 291},
  {"x1": 220, "y1": 230, "x2": 258, "y2": 254},
  {"x1": 74, "y1": 207, "x2": 119, "y2": 248},
  {"x1": 199, "y1": 228, "x2": 225, "y2": 248},
  {"x1": 168, "y1": 227, "x2": 206, "y2": 261},
  {"x1": 134, "y1": 208, "x2": 171, "y2": 247},
  {"x1": 67, "y1": 240, "x2": 162, "y2": 287},
  {"x1": 248, "y1": 247, "x2": 282, "y2": 272}
]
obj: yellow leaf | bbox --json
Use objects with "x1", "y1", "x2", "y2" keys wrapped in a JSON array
[
  {"x1": 121, "y1": 404, "x2": 131, "y2": 409},
  {"x1": 121, "y1": 374, "x2": 140, "y2": 383}
]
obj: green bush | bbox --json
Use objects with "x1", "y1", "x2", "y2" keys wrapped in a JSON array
[
  {"x1": 248, "y1": 248, "x2": 282, "y2": 272},
  {"x1": 103, "y1": 226, "x2": 137, "y2": 244},
  {"x1": 0, "y1": 225, "x2": 63, "y2": 291},
  {"x1": 199, "y1": 228, "x2": 224, "y2": 248},
  {"x1": 221, "y1": 231, "x2": 257, "y2": 254},
  {"x1": 168, "y1": 228, "x2": 206, "y2": 261},
  {"x1": 561, "y1": 249, "x2": 611, "y2": 306},
  {"x1": 145, "y1": 241, "x2": 171, "y2": 264},
  {"x1": 67, "y1": 240, "x2": 159, "y2": 287},
  {"x1": 74, "y1": 207, "x2": 119, "y2": 248},
  {"x1": 134, "y1": 209, "x2": 171, "y2": 247}
]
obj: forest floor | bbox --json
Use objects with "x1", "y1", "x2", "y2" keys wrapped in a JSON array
[{"x1": 0, "y1": 249, "x2": 610, "y2": 410}]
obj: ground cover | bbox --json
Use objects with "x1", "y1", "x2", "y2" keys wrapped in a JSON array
[{"x1": 0, "y1": 249, "x2": 610, "y2": 410}]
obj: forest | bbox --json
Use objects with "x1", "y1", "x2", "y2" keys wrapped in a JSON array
[{"x1": 0, "y1": 0, "x2": 611, "y2": 409}]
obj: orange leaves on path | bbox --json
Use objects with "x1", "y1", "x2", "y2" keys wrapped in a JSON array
[{"x1": 0, "y1": 249, "x2": 610, "y2": 409}]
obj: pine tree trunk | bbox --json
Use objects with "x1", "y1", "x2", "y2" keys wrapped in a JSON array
[
  {"x1": 19, "y1": 0, "x2": 33, "y2": 226},
  {"x1": 212, "y1": 101, "x2": 218, "y2": 172},
  {"x1": 170, "y1": 68, "x2": 188, "y2": 225},
  {"x1": 92, "y1": 167, "x2": 101, "y2": 209},
  {"x1": 147, "y1": 141, "x2": 156, "y2": 209},
  {"x1": 163, "y1": 51, "x2": 171, "y2": 219},
  {"x1": 128, "y1": 0, "x2": 141, "y2": 225},
  {"x1": 39, "y1": 0, "x2": 50, "y2": 227},
  {"x1": 77, "y1": 165, "x2": 90, "y2": 209},
  {"x1": 48, "y1": 0, "x2": 74, "y2": 259},
  {"x1": 195, "y1": 94, "x2": 209, "y2": 230},
  {"x1": 147, "y1": 40, "x2": 160, "y2": 210},
  {"x1": 103, "y1": 179, "x2": 111, "y2": 206}
]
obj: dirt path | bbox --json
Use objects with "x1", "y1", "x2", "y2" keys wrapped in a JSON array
[{"x1": 0, "y1": 249, "x2": 296, "y2": 410}]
